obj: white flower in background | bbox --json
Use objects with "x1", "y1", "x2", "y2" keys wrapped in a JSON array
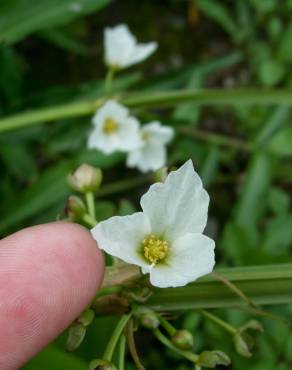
[
  {"x1": 126, "y1": 122, "x2": 174, "y2": 173},
  {"x1": 87, "y1": 100, "x2": 142, "y2": 155},
  {"x1": 104, "y1": 24, "x2": 158, "y2": 70},
  {"x1": 91, "y1": 160, "x2": 215, "y2": 288}
]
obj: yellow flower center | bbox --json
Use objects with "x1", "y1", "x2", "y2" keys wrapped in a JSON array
[
  {"x1": 142, "y1": 131, "x2": 149, "y2": 142},
  {"x1": 142, "y1": 234, "x2": 169, "y2": 264},
  {"x1": 103, "y1": 117, "x2": 118, "y2": 134}
]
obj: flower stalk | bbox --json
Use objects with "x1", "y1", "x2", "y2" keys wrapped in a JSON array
[{"x1": 102, "y1": 313, "x2": 132, "y2": 362}]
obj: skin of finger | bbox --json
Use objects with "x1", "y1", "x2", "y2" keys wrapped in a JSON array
[{"x1": 0, "y1": 222, "x2": 104, "y2": 370}]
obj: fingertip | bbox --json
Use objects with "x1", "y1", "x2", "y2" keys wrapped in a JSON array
[{"x1": 0, "y1": 221, "x2": 104, "y2": 369}]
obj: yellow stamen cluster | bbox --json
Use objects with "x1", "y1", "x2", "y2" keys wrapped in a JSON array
[
  {"x1": 142, "y1": 131, "x2": 149, "y2": 142},
  {"x1": 103, "y1": 117, "x2": 118, "y2": 134},
  {"x1": 142, "y1": 234, "x2": 169, "y2": 264}
]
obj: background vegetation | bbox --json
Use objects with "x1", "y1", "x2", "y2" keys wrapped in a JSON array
[{"x1": 0, "y1": 0, "x2": 291, "y2": 369}]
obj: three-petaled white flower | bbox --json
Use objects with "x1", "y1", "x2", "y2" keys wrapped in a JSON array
[
  {"x1": 91, "y1": 160, "x2": 215, "y2": 288},
  {"x1": 87, "y1": 100, "x2": 142, "y2": 155},
  {"x1": 104, "y1": 24, "x2": 158, "y2": 70},
  {"x1": 126, "y1": 121, "x2": 174, "y2": 173}
]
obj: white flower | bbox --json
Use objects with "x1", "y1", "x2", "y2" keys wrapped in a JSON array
[
  {"x1": 104, "y1": 24, "x2": 158, "y2": 70},
  {"x1": 87, "y1": 100, "x2": 142, "y2": 155},
  {"x1": 126, "y1": 122, "x2": 174, "y2": 173},
  {"x1": 91, "y1": 160, "x2": 215, "y2": 288}
]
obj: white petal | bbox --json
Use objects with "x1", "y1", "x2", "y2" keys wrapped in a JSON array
[
  {"x1": 125, "y1": 42, "x2": 158, "y2": 68},
  {"x1": 104, "y1": 24, "x2": 136, "y2": 69},
  {"x1": 140, "y1": 160, "x2": 209, "y2": 240},
  {"x1": 149, "y1": 233, "x2": 215, "y2": 288},
  {"x1": 91, "y1": 212, "x2": 151, "y2": 268},
  {"x1": 126, "y1": 144, "x2": 166, "y2": 173},
  {"x1": 87, "y1": 126, "x2": 121, "y2": 154},
  {"x1": 92, "y1": 100, "x2": 129, "y2": 128},
  {"x1": 118, "y1": 117, "x2": 143, "y2": 151},
  {"x1": 142, "y1": 122, "x2": 174, "y2": 146}
]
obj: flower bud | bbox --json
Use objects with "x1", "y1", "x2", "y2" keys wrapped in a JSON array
[
  {"x1": 140, "y1": 311, "x2": 160, "y2": 329},
  {"x1": 154, "y1": 167, "x2": 168, "y2": 183},
  {"x1": 68, "y1": 164, "x2": 102, "y2": 193},
  {"x1": 233, "y1": 332, "x2": 254, "y2": 358},
  {"x1": 77, "y1": 308, "x2": 95, "y2": 327},
  {"x1": 172, "y1": 329, "x2": 194, "y2": 350},
  {"x1": 197, "y1": 350, "x2": 230, "y2": 368},
  {"x1": 65, "y1": 195, "x2": 86, "y2": 219},
  {"x1": 89, "y1": 359, "x2": 117, "y2": 370},
  {"x1": 66, "y1": 323, "x2": 86, "y2": 351}
]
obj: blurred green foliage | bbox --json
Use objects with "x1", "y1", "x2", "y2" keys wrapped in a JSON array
[{"x1": 0, "y1": 0, "x2": 291, "y2": 369}]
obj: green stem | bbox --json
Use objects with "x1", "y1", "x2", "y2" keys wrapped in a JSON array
[
  {"x1": 103, "y1": 313, "x2": 132, "y2": 362},
  {"x1": 85, "y1": 192, "x2": 96, "y2": 220},
  {"x1": 96, "y1": 175, "x2": 151, "y2": 198},
  {"x1": 2, "y1": 89, "x2": 292, "y2": 133},
  {"x1": 159, "y1": 316, "x2": 176, "y2": 336},
  {"x1": 82, "y1": 213, "x2": 97, "y2": 227},
  {"x1": 200, "y1": 310, "x2": 237, "y2": 335},
  {"x1": 179, "y1": 126, "x2": 252, "y2": 152},
  {"x1": 153, "y1": 328, "x2": 198, "y2": 363},
  {"x1": 118, "y1": 334, "x2": 126, "y2": 370},
  {"x1": 105, "y1": 68, "x2": 116, "y2": 95}
]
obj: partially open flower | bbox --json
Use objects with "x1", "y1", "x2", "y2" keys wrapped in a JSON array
[
  {"x1": 126, "y1": 122, "x2": 174, "y2": 173},
  {"x1": 91, "y1": 160, "x2": 215, "y2": 288},
  {"x1": 88, "y1": 100, "x2": 142, "y2": 154},
  {"x1": 104, "y1": 24, "x2": 157, "y2": 70}
]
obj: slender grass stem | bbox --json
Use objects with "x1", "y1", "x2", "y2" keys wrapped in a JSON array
[
  {"x1": 159, "y1": 316, "x2": 176, "y2": 336},
  {"x1": 200, "y1": 310, "x2": 237, "y2": 335},
  {"x1": 2, "y1": 89, "x2": 292, "y2": 133},
  {"x1": 153, "y1": 328, "x2": 198, "y2": 363},
  {"x1": 105, "y1": 68, "x2": 116, "y2": 95},
  {"x1": 82, "y1": 213, "x2": 97, "y2": 227},
  {"x1": 179, "y1": 126, "x2": 252, "y2": 152},
  {"x1": 118, "y1": 334, "x2": 126, "y2": 370},
  {"x1": 85, "y1": 192, "x2": 96, "y2": 220},
  {"x1": 103, "y1": 313, "x2": 132, "y2": 362}
]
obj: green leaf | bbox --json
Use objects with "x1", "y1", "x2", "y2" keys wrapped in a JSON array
[
  {"x1": 0, "y1": 161, "x2": 71, "y2": 234},
  {"x1": 0, "y1": 0, "x2": 111, "y2": 44},
  {"x1": 254, "y1": 106, "x2": 290, "y2": 147},
  {"x1": 23, "y1": 345, "x2": 87, "y2": 370},
  {"x1": 258, "y1": 60, "x2": 285, "y2": 87},
  {"x1": 267, "y1": 187, "x2": 290, "y2": 216},
  {"x1": 278, "y1": 24, "x2": 292, "y2": 63},
  {"x1": 234, "y1": 154, "x2": 273, "y2": 227},
  {"x1": 0, "y1": 142, "x2": 38, "y2": 180},
  {"x1": 197, "y1": 0, "x2": 240, "y2": 41},
  {"x1": 268, "y1": 126, "x2": 292, "y2": 157},
  {"x1": 263, "y1": 215, "x2": 292, "y2": 254}
]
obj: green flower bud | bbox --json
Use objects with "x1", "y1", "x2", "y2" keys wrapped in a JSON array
[
  {"x1": 66, "y1": 323, "x2": 86, "y2": 351},
  {"x1": 68, "y1": 164, "x2": 102, "y2": 193},
  {"x1": 198, "y1": 350, "x2": 230, "y2": 368},
  {"x1": 77, "y1": 308, "x2": 95, "y2": 327},
  {"x1": 233, "y1": 332, "x2": 254, "y2": 358},
  {"x1": 89, "y1": 359, "x2": 117, "y2": 370},
  {"x1": 65, "y1": 195, "x2": 86, "y2": 219},
  {"x1": 140, "y1": 311, "x2": 160, "y2": 329},
  {"x1": 154, "y1": 167, "x2": 168, "y2": 183},
  {"x1": 172, "y1": 329, "x2": 194, "y2": 350}
]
